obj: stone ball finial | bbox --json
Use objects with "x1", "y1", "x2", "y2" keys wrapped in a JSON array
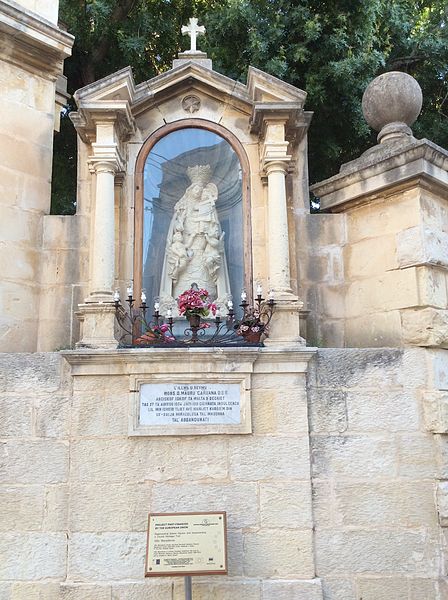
[{"x1": 362, "y1": 71, "x2": 423, "y2": 144}]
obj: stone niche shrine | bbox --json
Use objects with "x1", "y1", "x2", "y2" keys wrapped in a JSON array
[
  {"x1": 69, "y1": 21, "x2": 311, "y2": 351},
  {"x1": 62, "y1": 15, "x2": 321, "y2": 597},
  {"x1": 2, "y1": 2, "x2": 448, "y2": 599}
]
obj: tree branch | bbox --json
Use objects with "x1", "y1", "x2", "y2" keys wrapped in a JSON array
[
  {"x1": 84, "y1": 0, "x2": 137, "y2": 82},
  {"x1": 387, "y1": 54, "x2": 426, "y2": 69}
]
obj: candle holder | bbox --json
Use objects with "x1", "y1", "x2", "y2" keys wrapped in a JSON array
[{"x1": 114, "y1": 290, "x2": 275, "y2": 348}]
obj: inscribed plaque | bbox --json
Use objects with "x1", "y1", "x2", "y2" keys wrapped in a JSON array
[
  {"x1": 145, "y1": 512, "x2": 227, "y2": 577},
  {"x1": 140, "y1": 382, "x2": 240, "y2": 426},
  {"x1": 129, "y1": 375, "x2": 252, "y2": 436}
]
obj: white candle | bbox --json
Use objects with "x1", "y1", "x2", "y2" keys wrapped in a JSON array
[
  {"x1": 216, "y1": 308, "x2": 221, "y2": 318},
  {"x1": 256, "y1": 283, "x2": 263, "y2": 296},
  {"x1": 166, "y1": 308, "x2": 172, "y2": 319},
  {"x1": 227, "y1": 299, "x2": 233, "y2": 310},
  {"x1": 141, "y1": 290, "x2": 147, "y2": 303},
  {"x1": 241, "y1": 290, "x2": 247, "y2": 301},
  {"x1": 154, "y1": 301, "x2": 160, "y2": 312},
  {"x1": 269, "y1": 289, "x2": 275, "y2": 300},
  {"x1": 127, "y1": 283, "x2": 133, "y2": 297},
  {"x1": 113, "y1": 289, "x2": 120, "y2": 302}
]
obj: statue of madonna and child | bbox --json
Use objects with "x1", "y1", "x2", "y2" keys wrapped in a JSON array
[{"x1": 159, "y1": 164, "x2": 231, "y2": 315}]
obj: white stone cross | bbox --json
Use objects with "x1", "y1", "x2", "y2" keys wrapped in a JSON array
[{"x1": 181, "y1": 17, "x2": 206, "y2": 53}]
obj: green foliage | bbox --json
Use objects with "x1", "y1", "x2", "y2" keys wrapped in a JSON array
[
  {"x1": 203, "y1": 0, "x2": 448, "y2": 183},
  {"x1": 59, "y1": 0, "x2": 220, "y2": 92},
  {"x1": 51, "y1": 0, "x2": 448, "y2": 213},
  {"x1": 51, "y1": 112, "x2": 77, "y2": 215}
]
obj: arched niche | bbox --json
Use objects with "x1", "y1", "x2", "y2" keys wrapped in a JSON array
[{"x1": 134, "y1": 120, "x2": 252, "y2": 312}]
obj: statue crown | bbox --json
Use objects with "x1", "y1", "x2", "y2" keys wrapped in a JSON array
[{"x1": 187, "y1": 165, "x2": 211, "y2": 185}]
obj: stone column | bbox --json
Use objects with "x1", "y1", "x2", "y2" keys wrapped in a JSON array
[
  {"x1": 265, "y1": 159, "x2": 293, "y2": 297},
  {"x1": 88, "y1": 160, "x2": 117, "y2": 301},
  {"x1": 76, "y1": 131, "x2": 124, "y2": 348},
  {"x1": 262, "y1": 122, "x2": 304, "y2": 346}
]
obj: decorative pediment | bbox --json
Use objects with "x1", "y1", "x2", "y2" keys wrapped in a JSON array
[
  {"x1": 74, "y1": 66, "x2": 136, "y2": 103},
  {"x1": 71, "y1": 61, "x2": 309, "y2": 141},
  {"x1": 246, "y1": 66, "x2": 307, "y2": 105}
]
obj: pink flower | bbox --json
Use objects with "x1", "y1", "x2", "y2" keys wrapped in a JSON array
[{"x1": 177, "y1": 287, "x2": 215, "y2": 318}]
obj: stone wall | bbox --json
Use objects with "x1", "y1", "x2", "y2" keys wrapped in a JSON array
[
  {"x1": 14, "y1": 0, "x2": 58, "y2": 24},
  {"x1": 309, "y1": 347, "x2": 447, "y2": 599},
  {"x1": 0, "y1": 0, "x2": 72, "y2": 352},
  {"x1": 1, "y1": 348, "x2": 447, "y2": 599},
  {"x1": 303, "y1": 160, "x2": 448, "y2": 349},
  {"x1": 0, "y1": 54, "x2": 56, "y2": 351},
  {"x1": 0, "y1": 349, "x2": 320, "y2": 599}
]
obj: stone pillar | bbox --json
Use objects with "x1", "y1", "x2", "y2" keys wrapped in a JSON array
[
  {"x1": 76, "y1": 121, "x2": 124, "y2": 348},
  {"x1": 309, "y1": 71, "x2": 448, "y2": 348},
  {"x1": 0, "y1": 1, "x2": 73, "y2": 351},
  {"x1": 88, "y1": 160, "x2": 117, "y2": 301},
  {"x1": 266, "y1": 160, "x2": 293, "y2": 296},
  {"x1": 262, "y1": 121, "x2": 304, "y2": 346}
]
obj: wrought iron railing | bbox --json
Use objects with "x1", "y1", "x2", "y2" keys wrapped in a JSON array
[{"x1": 114, "y1": 294, "x2": 275, "y2": 348}]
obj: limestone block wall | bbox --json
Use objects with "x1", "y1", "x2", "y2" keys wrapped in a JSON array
[
  {"x1": 1, "y1": 348, "x2": 446, "y2": 599},
  {"x1": 308, "y1": 347, "x2": 447, "y2": 599},
  {"x1": 37, "y1": 215, "x2": 89, "y2": 351},
  {"x1": 0, "y1": 353, "x2": 71, "y2": 600},
  {"x1": 14, "y1": 0, "x2": 58, "y2": 24},
  {"x1": 342, "y1": 186, "x2": 448, "y2": 348},
  {"x1": 297, "y1": 211, "x2": 346, "y2": 347},
  {"x1": 0, "y1": 349, "x2": 320, "y2": 600},
  {"x1": 300, "y1": 182, "x2": 448, "y2": 348},
  {"x1": 0, "y1": 57, "x2": 57, "y2": 351},
  {"x1": 0, "y1": 0, "x2": 73, "y2": 352}
]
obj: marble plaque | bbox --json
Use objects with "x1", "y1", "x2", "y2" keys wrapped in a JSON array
[
  {"x1": 145, "y1": 512, "x2": 227, "y2": 577},
  {"x1": 140, "y1": 383, "x2": 240, "y2": 426},
  {"x1": 129, "y1": 375, "x2": 252, "y2": 436}
]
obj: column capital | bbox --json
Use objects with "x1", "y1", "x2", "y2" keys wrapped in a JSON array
[
  {"x1": 88, "y1": 159, "x2": 118, "y2": 175},
  {"x1": 261, "y1": 138, "x2": 291, "y2": 175},
  {"x1": 88, "y1": 143, "x2": 125, "y2": 175},
  {"x1": 264, "y1": 158, "x2": 291, "y2": 176}
]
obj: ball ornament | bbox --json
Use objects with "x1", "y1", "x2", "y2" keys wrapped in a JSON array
[{"x1": 362, "y1": 72, "x2": 422, "y2": 143}]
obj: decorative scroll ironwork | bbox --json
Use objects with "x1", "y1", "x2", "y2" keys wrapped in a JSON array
[{"x1": 114, "y1": 294, "x2": 275, "y2": 348}]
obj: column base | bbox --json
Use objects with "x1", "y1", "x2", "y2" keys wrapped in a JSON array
[
  {"x1": 84, "y1": 291, "x2": 115, "y2": 304},
  {"x1": 76, "y1": 303, "x2": 118, "y2": 349},
  {"x1": 264, "y1": 297, "x2": 306, "y2": 347}
]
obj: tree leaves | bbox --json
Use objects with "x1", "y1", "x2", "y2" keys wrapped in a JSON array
[{"x1": 52, "y1": 0, "x2": 448, "y2": 213}]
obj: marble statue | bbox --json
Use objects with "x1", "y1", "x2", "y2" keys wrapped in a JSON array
[{"x1": 159, "y1": 165, "x2": 231, "y2": 313}]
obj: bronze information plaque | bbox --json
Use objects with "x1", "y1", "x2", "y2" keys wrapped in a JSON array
[{"x1": 145, "y1": 512, "x2": 227, "y2": 577}]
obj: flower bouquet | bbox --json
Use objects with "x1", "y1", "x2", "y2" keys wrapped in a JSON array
[{"x1": 177, "y1": 287, "x2": 216, "y2": 328}]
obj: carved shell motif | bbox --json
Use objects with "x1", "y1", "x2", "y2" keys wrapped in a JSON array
[{"x1": 182, "y1": 95, "x2": 201, "y2": 114}]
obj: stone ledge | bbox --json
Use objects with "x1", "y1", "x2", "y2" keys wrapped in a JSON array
[
  {"x1": 311, "y1": 139, "x2": 448, "y2": 213},
  {"x1": 0, "y1": 0, "x2": 73, "y2": 79},
  {"x1": 61, "y1": 346, "x2": 317, "y2": 376}
]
